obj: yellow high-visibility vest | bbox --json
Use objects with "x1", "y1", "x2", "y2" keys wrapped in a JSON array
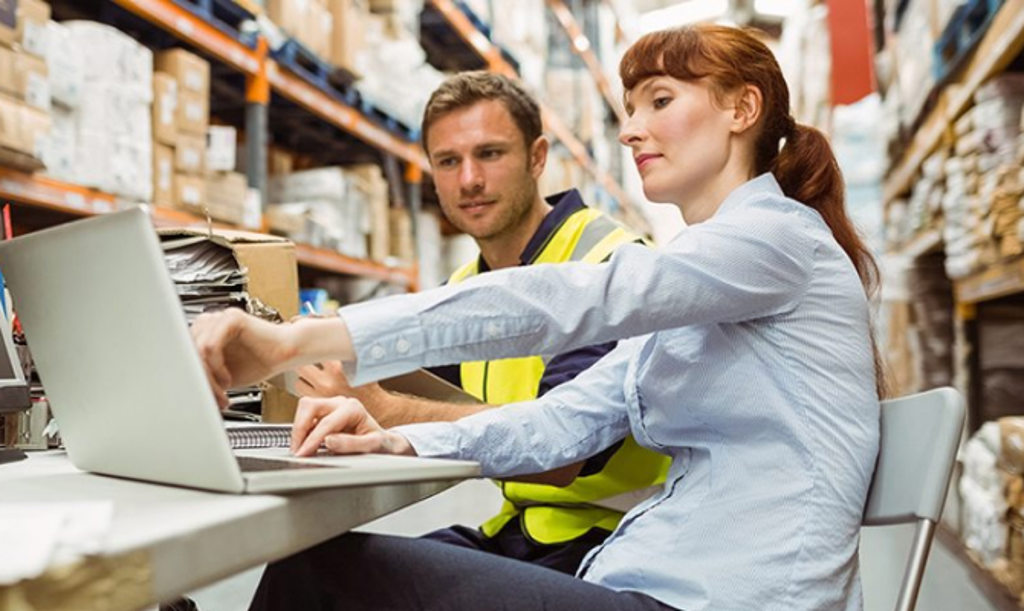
[{"x1": 448, "y1": 206, "x2": 670, "y2": 544}]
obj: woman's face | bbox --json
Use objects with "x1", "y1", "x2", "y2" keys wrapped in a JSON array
[{"x1": 619, "y1": 76, "x2": 735, "y2": 206}]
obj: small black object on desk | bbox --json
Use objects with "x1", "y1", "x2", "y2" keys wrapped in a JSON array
[{"x1": 0, "y1": 446, "x2": 27, "y2": 464}]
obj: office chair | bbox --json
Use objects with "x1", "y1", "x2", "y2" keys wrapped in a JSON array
[{"x1": 862, "y1": 387, "x2": 965, "y2": 611}]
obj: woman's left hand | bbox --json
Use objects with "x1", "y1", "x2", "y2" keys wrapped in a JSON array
[{"x1": 290, "y1": 396, "x2": 415, "y2": 457}]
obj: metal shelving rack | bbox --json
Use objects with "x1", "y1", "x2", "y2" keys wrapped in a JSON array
[{"x1": 2, "y1": 0, "x2": 423, "y2": 290}]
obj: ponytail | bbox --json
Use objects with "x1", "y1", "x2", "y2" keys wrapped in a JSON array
[
  {"x1": 772, "y1": 123, "x2": 888, "y2": 398},
  {"x1": 772, "y1": 124, "x2": 879, "y2": 298}
]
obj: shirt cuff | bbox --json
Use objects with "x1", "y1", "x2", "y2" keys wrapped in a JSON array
[
  {"x1": 390, "y1": 422, "x2": 462, "y2": 460},
  {"x1": 336, "y1": 296, "x2": 426, "y2": 385}
]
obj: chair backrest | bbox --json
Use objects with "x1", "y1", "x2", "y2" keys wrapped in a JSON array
[{"x1": 863, "y1": 387, "x2": 965, "y2": 526}]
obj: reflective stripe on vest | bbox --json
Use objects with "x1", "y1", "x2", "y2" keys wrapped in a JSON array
[{"x1": 448, "y1": 207, "x2": 669, "y2": 544}]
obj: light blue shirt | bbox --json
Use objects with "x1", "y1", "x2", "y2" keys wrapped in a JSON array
[{"x1": 338, "y1": 174, "x2": 880, "y2": 610}]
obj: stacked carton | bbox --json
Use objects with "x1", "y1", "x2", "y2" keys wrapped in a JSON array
[
  {"x1": 267, "y1": 164, "x2": 391, "y2": 260},
  {"x1": 355, "y1": 12, "x2": 444, "y2": 129},
  {"x1": 961, "y1": 418, "x2": 1024, "y2": 600},
  {"x1": 47, "y1": 22, "x2": 152, "y2": 201},
  {"x1": 39, "y1": 20, "x2": 83, "y2": 179},
  {"x1": 266, "y1": 0, "x2": 334, "y2": 60},
  {"x1": 205, "y1": 125, "x2": 254, "y2": 227},
  {"x1": 906, "y1": 255, "x2": 954, "y2": 389},
  {"x1": 0, "y1": 0, "x2": 51, "y2": 171},
  {"x1": 154, "y1": 48, "x2": 210, "y2": 215},
  {"x1": 327, "y1": 0, "x2": 367, "y2": 75}
]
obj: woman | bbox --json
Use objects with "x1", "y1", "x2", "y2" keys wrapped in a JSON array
[{"x1": 193, "y1": 25, "x2": 882, "y2": 610}]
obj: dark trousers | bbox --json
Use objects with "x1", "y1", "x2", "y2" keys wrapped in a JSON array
[
  {"x1": 421, "y1": 520, "x2": 610, "y2": 575},
  {"x1": 248, "y1": 532, "x2": 677, "y2": 611}
]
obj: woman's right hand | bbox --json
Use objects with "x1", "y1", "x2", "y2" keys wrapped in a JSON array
[{"x1": 290, "y1": 396, "x2": 415, "y2": 458}]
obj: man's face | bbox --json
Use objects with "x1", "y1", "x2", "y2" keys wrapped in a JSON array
[{"x1": 426, "y1": 100, "x2": 541, "y2": 241}]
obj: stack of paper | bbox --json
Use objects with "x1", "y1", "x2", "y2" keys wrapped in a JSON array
[
  {"x1": 161, "y1": 235, "x2": 260, "y2": 412},
  {"x1": 161, "y1": 236, "x2": 248, "y2": 323}
]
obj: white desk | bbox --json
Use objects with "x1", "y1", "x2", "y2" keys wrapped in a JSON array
[{"x1": 0, "y1": 451, "x2": 469, "y2": 610}]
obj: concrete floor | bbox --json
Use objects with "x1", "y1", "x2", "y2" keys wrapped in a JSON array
[{"x1": 179, "y1": 480, "x2": 1000, "y2": 611}]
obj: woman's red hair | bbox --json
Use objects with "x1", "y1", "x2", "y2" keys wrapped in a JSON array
[{"x1": 620, "y1": 25, "x2": 887, "y2": 396}]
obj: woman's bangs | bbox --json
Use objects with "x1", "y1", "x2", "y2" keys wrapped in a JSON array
[{"x1": 619, "y1": 28, "x2": 711, "y2": 93}]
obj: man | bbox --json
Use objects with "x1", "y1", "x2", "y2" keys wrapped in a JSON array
[{"x1": 296, "y1": 71, "x2": 667, "y2": 575}]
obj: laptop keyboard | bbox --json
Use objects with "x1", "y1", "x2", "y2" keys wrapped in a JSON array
[{"x1": 236, "y1": 456, "x2": 344, "y2": 472}]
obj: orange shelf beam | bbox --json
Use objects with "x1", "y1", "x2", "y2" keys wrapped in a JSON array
[
  {"x1": 294, "y1": 243, "x2": 418, "y2": 290},
  {"x1": 150, "y1": 207, "x2": 417, "y2": 288},
  {"x1": 546, "y1": 0, "x2": 626, "y2": 124},
  {"x1": 0, "y1": 168, "x2": 117, "y2": 216},
  {"x1": 426, "y1": 0, "x2": 516, "y2": 77},
  {"x1": 112, "y1": 0, "x2": 262, "y2": 74},
  {"x1": 0, "y1": 167, "x2": 417, "y2": 288},
  {"x1": 265, "y1": 62, "x2": 428, "y2": 170},
  {"x1": 113, "y1": 0, "x2": 428, "y2": 171}
]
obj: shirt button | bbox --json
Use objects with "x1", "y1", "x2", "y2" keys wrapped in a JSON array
[
  {"x1": 370, "y1": 345, "x2": 386, "y2": 360},
  {"x1": 486, "y1": 322, "x2": 500, "y2": 338},
  {"x1": 395, "y1": 338, "x2": 411, "y2": 354}
]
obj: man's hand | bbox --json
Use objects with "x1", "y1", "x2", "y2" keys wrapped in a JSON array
[
  {"x1": 191, "y1": 309, "x2": 299, "y2": 409},
  {"x1": 290, "y1": 396, "x2": 415, "y2": 457},
  {"x1": 296, "y1": 360, "x2": 368, "y2": 398}
]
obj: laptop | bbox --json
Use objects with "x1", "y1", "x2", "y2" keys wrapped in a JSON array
[{"x1": 0, "y1": 207, "x2": 479, "y2": 493}]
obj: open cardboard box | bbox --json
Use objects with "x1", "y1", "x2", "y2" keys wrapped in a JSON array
[{"x1": 159, "y1": 226, "x2": 300, "y2": 422}]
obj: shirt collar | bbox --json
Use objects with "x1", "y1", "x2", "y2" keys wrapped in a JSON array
[
  {"x1": 476, "y1": 189, "x2": 588, "y2": 272},
  {"x1": 715, "y1": 173, "x2": 785, "y2": 217}
]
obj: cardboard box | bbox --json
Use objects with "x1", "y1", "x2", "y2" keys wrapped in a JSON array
[
  {"x1": 0, "y1": 0, "x2": 14, "y2": 48},
  {"x1": 268, "y1": 146, "x2": 294, "y2": 175},
  {"x1": 0, "y1": 93, "x2": 48, "y2": 161},
  {"x1": 206, "y1": 171, "x2": 248, "y2": 225},
  {"x1": 177, "y1": 89, "x2": 208, "y2": 136},
  {"x1": 328, "y1": 0, "x2": 366, "y2": 74},
  {"x1": 157, "y1": 226, "x2": 300, "y2": 422},
  {"x1": 206, "y1": 125, "x2": 236, "y2": 172},
  {"x1": 157, "y1": 226, "x2": 298, "y2": 320},
  {"x1": 308, "y1": 1, "x2": 333, "y2": 59},
  {"x1": 389, "y1": 206, "x2": 414, "y2": 261},
  {"x1": 152, "y1": 72, "x2": 178, "y2": 146},
  {"x1": 175, "y1": 133, "x2": 206, "y2": 175},
  {"x1": 65, "y1": 22, "x2": 153, "y2": 95},
  {"x1": 267, "y1": 0, "x2": 306, "y2": 39},
  {"x1": 0, "y1": 47, "x2": 49, "y2": 110},
  {"x1": 153, "y1": 144, "x2": 174, "y2": 207},
  {"x1": 173, "y1": 173, "x2": 207, "y2": 213},
  {"x1": 17, "y1": 0, "x2": 49, "y2": 58},
  {"x1": 154, "y1": 48, "x2": 209, "y2": 99}
]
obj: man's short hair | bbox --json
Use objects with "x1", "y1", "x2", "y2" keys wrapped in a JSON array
[{"x1": 421, "y1": 71, "x2": 543, "y2": 151}]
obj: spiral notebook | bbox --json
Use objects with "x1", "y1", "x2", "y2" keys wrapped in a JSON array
[
  {"x1": 224, "y1": 422, "x2": 293, "y2": 450},
  {"x1": 225, "y1": 369, "x2": 482, "y2": 450}
]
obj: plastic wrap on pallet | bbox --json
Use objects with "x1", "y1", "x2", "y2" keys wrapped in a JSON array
[
  {"x1": 415, "y1": 209, "x2": 443, "y2": 290},
  {"x1": 895, "y1": 0, "x2": 936, "y2": 127},
  {"x1": 63, "y1": 21, "x2": 152, "y2": 102},
  {"x1": 39, "y1": 105, "x2": 76, "y2": 183},
  {"x1": 355, "y1": 25, "x2": 443, "y2": 129},
  {"x1": 490, "y1": 0, "x2": 546, "y2": 60},
  {"x1": 960, "y1": 421, "x2": 1009, "y2": 567},
  {"x1": 44, "y1": 21, "x2": 82, "y2": 109}
]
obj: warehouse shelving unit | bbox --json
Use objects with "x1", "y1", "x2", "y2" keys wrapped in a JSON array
[
  {"x1": 0, "y1": 0, "x2": 421, "y2": 290},
  {"x1": 880, "y1": 0, "x2": 1024, "y2": 607},
  {"x1": 883, "y1": 0, "x2": 1024, "y2": 206},
  {"x1": 546, "y1": 0, "x2": 626, "y2": 124}
]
